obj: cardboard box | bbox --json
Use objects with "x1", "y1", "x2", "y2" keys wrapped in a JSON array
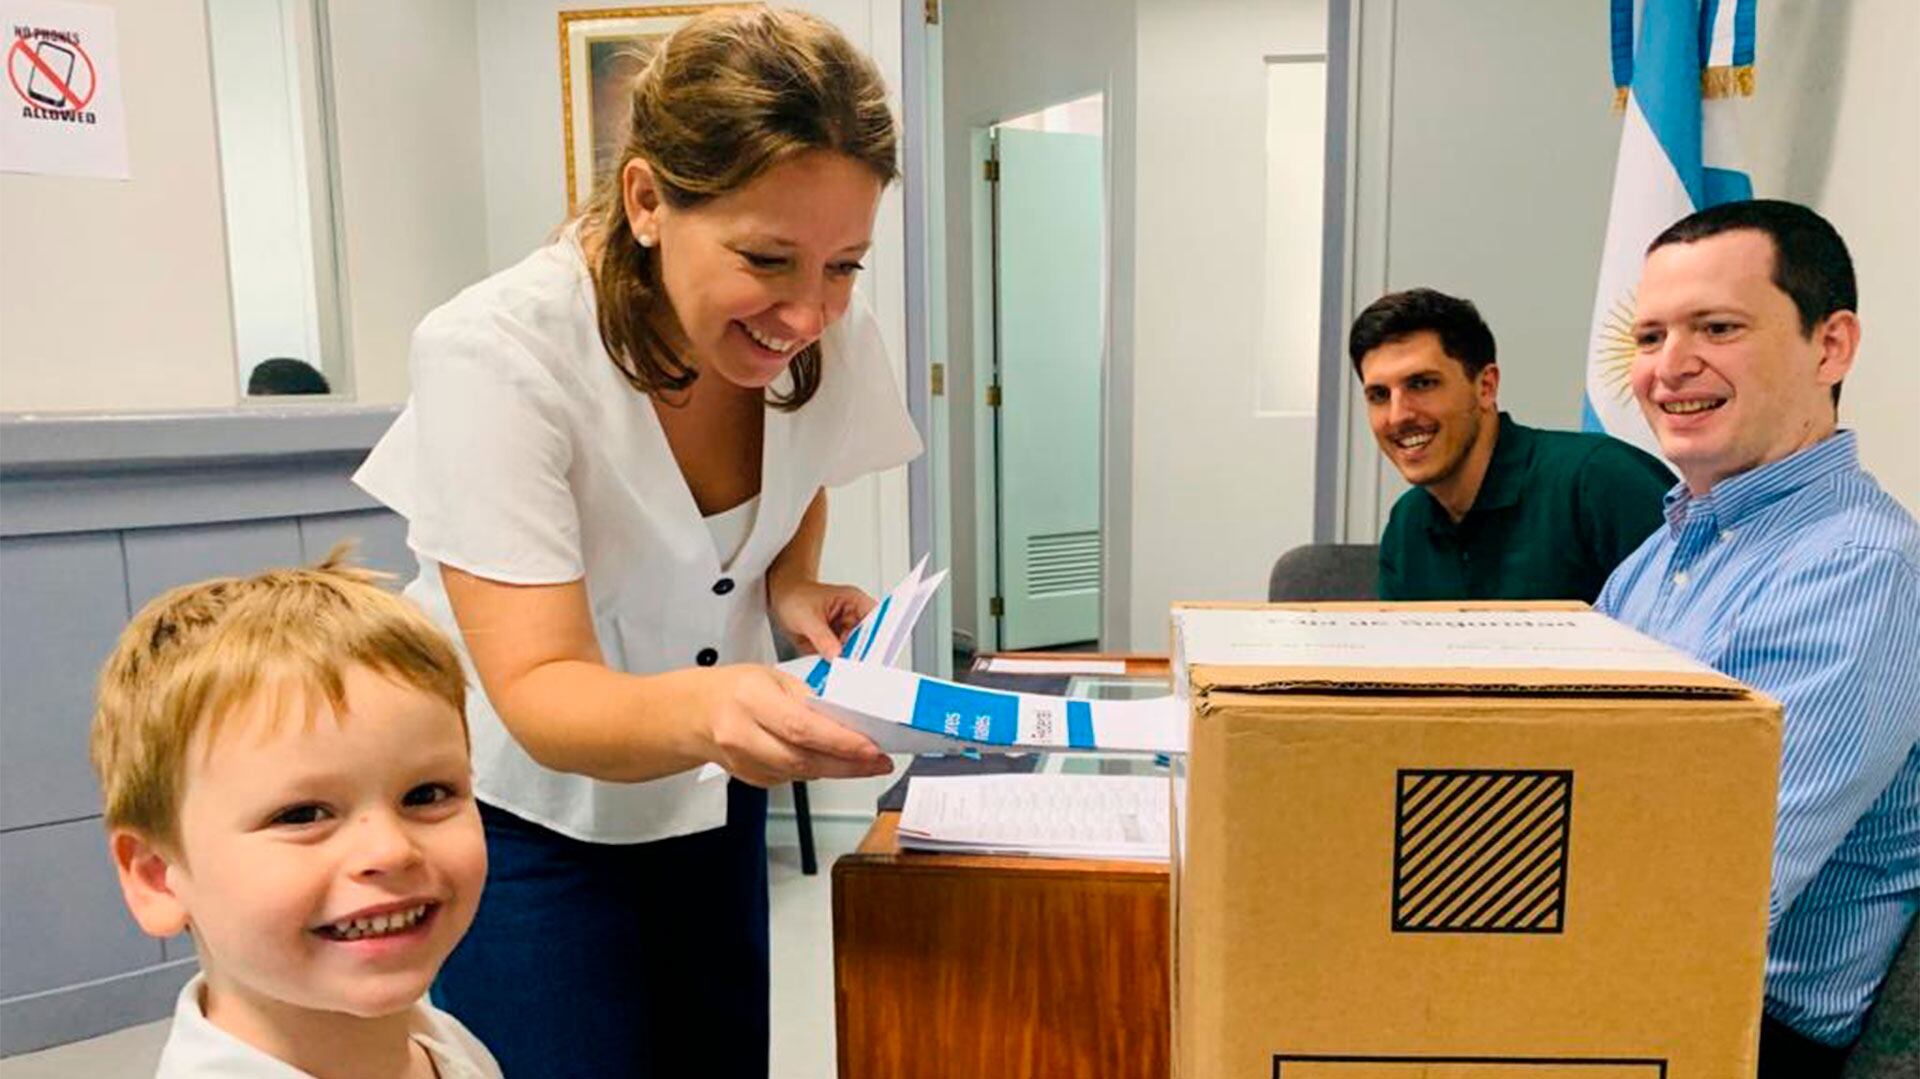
[{"x1": 1169, "y1": 602, "x2": 1780, "y2": 1079}]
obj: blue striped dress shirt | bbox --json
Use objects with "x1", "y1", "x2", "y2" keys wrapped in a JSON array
[{"x1": 1597, "y1": 430, "x2": 1920, "y2": 1046}]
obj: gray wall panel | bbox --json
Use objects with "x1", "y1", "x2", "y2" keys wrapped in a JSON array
[
  {"x1": 0, "y1": 818, "x2": 162, "y2": 999},
  {"x1": 0, "y1": 959, "x2": 195, "y2": 1057},
  {"x1": 3, "y1": 459, "x2": 380, "y2": 539},
  {"x1": 0, "y1": 534, "x2": 130, "y2": 830},
  {"x1": 0, "y1": 407, "x2": 397, "y2": 473},
  {"x1": 122, "y1": 520, "x2": 305, "y2": 610},
  {"x1": 297, "y1": 509, "x2": 413, "y2": 579}
]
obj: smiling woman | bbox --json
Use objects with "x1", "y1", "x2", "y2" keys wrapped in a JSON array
[{"x1": 348, "y1": 8, "x2": 920, "y2": 1077}]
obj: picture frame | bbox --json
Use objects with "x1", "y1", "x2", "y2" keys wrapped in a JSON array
[{"x1": 558, "y1": 4, "x2": 746, "y2": 214}]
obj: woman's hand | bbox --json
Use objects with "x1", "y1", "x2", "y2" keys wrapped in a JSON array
[
  {"x1": 769, "y1": 577, "x2": 875, "y2": 658},
  {"x1": 699, "y1": 665, "x2": 892, "y2": 787}
]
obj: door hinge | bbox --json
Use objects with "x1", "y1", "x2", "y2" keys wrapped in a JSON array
[
  {"x1": 989, "y1": 596, "x2": 1004, "y2": 617},
  {"x1": 924, "y1": 0, "x2": 939, "y2": 25},
  {"x1": 930, "y1": 362, "x2": 945, "y2": 397},
  {"x1": 983, "y1": 158, "x2": 999, "y2": 183},
  {"x1": 986, "y1": 382, "x2": 1002, "y2": 408}
]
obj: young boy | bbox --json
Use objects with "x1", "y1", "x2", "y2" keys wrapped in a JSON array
[{"x1": 90, "y1": 552, "x2": 500, "y2": 1078}]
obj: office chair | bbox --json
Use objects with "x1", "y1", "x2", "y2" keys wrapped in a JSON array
[
  {"x1": 1844, "y1": 914, "x2": 1920, "y2": 1077},
  {"x1": 1267, "y1": 542, "x2": 1379, "y2": 602}
]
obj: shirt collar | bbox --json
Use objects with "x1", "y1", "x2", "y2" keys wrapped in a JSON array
[
  {"x1": 1471, "y1": 412, "x2": 1529, "y2": 512},
  {"x1": 1662, "y1": 429, "x2": 1859, "y2": 533},
  {"x1": 155, "y1": 974, "x2": 486, "y2": 1079},
  {"x1": 1425, "y1": 412, "x2": 1525, "y2": 530}
]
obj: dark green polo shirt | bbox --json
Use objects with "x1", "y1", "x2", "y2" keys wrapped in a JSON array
[{"x1": 1378, "y1": 413, "x2": 1673, "y2": 602}]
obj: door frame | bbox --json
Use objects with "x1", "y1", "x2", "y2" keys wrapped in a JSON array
[{"x1": 970, "y1": 126, "x2": 1002, "y2": 652}]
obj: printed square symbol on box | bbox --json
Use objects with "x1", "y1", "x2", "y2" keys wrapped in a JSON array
[
  {"x1": 1272, "y1": 1054, "x2": 1665, "y2": 1078},
  {"x1": 1391, "y1": 769, "x2": 1573, "y2": 934}
]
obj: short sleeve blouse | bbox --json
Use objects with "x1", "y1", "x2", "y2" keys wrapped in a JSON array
[{"x1": 353, "y1": 236, "x2": 922, "y2": 843}]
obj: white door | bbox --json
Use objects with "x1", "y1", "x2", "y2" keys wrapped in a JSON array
[{"x1": 990, "y1": 126, "x2": 1105, "y2": 649}]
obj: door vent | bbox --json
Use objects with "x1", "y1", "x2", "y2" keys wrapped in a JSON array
[{"x1": 1025, "y1": 530, "x2": 1101, "y2": 598}]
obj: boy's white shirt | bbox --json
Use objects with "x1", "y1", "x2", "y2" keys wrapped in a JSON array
[{"x1": 153, "y1": 974, "x2": 502, "y2": 1079}]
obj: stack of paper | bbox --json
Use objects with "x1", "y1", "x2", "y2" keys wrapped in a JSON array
[{"x1": 897, "y1": 773, "x2": 1171, "y2": 862}]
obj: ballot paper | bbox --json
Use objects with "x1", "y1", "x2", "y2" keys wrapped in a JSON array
[
  {"x1": 897, "y1": 773, "x2": 1172, "y2": 861},
  {"x1": 795, "y1": 655, "x2": 1184, "y2": 756},
  {"x1": 801, "y1": 554, "x2": 947, "y2": 694},
  {"x1": 785, "y1": 558, "x2": 1183, "y2": 756},
  {"x1": 699, "y1": 561, "x2": 1184, "y2": 785}
]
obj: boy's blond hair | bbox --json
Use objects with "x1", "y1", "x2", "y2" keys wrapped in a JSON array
[{"x1": 90, "y1": 546, "x2": 466, "y2": 850}]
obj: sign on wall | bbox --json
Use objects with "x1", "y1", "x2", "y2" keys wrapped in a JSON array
[{"x1": 1, "y1": 0, "x2": 128, "y2": 179}]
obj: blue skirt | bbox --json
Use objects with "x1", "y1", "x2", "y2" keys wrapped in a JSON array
[{"x1": 433, "y1": 781, "x2": 770, "y2": 1078}]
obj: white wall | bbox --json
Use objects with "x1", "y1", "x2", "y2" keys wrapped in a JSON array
[
  {"x1": 326, "y1": 0, "x2": 490, "y2": 406},
  {"x1": 1127, "y1": 0, "x2": 1326, "y2": 648},
  {"x1": 0, "y1": 0, "x2": 238, "y2": 412},
  {"x1": 1751, "y1": 0, "x2": 1919, "y2": 515},
  {"x1": 939, "y1": 0, "x2": 1137, "y2": 646},
  {"x1": 208, "y1": 0, "x2": 325, "y2": 390},
  {"x1": 1373, "y1": 0, "x2": 1618, "y2": 437},
  {"x1": 0, "y1": 0, "x2": 489, "y2": 413},
  {"x1": 1345, "y1": 0, "x2": 1920, "y2": 532}
]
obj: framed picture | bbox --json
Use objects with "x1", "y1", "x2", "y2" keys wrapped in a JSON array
[{"x1": 558, "y1": 4, "x2": 746, "y2": 213}]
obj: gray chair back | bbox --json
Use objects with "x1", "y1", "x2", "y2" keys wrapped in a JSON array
[
  {"x1": 1844, "y1": 913, "x2": 1920, "y2": 1077},
  {"x1": 1267, "y1": 543, "x2": 1379, "y2": 602}
]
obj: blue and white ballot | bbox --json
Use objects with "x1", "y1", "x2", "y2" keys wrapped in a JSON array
[
  {"x1": 698, "y1": 561, "x2": 1183, "y2": 783},
  {"x1": 778, "y1": 559, "x2": 1185, "y2": 756},
  {"x1": 802, "y1": 554, "x2": 946, "y2": 686},
  {"x1": 796, "y1": 657, "x2": 1183, "y2": 756}
]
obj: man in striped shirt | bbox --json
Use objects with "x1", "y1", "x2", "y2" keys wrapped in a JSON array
[{"x1": 1597, "y1": 199, "x2": 1919, "y2": 1077}]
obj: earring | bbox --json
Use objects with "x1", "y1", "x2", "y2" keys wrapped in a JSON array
[{"x1": 637, "y1": 232, "x2": 656, "y2": 249}]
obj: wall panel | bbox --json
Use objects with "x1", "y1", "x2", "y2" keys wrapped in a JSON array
[{"x1": 0, "y1": 534, "x2": 130, "y2": 831}]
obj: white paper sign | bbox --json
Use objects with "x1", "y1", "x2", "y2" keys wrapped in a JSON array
[{"x1": 1, "y1": 0, "x2": 129, "y2": 179}]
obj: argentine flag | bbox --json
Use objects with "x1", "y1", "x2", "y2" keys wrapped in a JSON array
[{"x1": 1584, "y1": 0, "x2": 1755, "y2": 457}]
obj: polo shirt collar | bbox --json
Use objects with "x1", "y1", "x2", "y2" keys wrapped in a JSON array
[
  {"x1": 1662, "y1": 429, "x2": 1859, "y2": 533},
  {"x1": 1471, "y1": 412, "x2": 1529, "y2": 513},
  {"x1": 1421, "y1": 411, "x2": 1523, "y2": 535}
]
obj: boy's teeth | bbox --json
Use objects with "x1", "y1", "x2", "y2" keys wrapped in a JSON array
[
  {"x1": 1662, "y1": 398, "x2": 1722, "y2": 414},
  {"x1": 324, "y1": 904, "x2": 429, "y2": 940}
]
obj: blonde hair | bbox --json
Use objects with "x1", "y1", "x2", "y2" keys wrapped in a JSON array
[
  {"x1": 90, "y1": 546, "x2": 466, "y2": 849},
  {"x1": 581, "y1": 5, "x2": 899, "y2": 410}
]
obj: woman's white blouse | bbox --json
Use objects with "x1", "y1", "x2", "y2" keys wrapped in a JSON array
[{"x1": 353, "y1": 237, "x2": 922, "y2": 844}]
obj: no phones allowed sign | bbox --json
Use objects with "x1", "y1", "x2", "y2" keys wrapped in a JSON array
[{"x1": 1, "y1": 0, "x2": 127, "y2": 179}]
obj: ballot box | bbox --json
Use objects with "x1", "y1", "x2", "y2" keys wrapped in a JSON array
[{"x1": 1170, "y1": 602, "x2": 1781, "y2": 1079}]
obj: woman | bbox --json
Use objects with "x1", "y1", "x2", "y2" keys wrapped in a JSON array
[{"x1": 352, "y1": 9, "x2": 919, "y2": 1075}]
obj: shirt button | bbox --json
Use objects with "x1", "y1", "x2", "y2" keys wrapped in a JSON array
[
  {"x1": 696, "y1": 647, "x2": 719, "y2": 667},
  {"x1": 712, "y1": 577, "x2": 735, "y2": 596},
  {"x1": 1673, "y1": 571, "x2": 1690, "y2": 587}
]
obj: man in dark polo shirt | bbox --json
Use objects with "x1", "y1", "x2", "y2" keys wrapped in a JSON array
[{"x1": 1350, "y1": 288, "x2": 1672, "y2": 601}]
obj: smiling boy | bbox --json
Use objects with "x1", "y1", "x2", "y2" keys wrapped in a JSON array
[
  {"x1": 90, "y1": 553, "x2": 500, "y2": 1078},
  {"x1": 1350, "y1": 288, "x2": 1674, "y2": 601}
]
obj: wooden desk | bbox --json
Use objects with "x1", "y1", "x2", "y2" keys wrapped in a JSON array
[
  {"x1": 833, "y1": 814, "x2": 1170, "y2": 1079},
  {"x1": 833, "y1": 654, "x2": 1175, "y2": 1079}
]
